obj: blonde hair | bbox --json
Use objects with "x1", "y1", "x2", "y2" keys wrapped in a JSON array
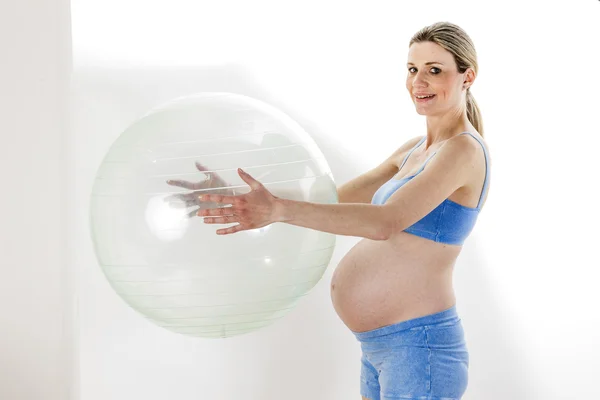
[{"x1": 410, "y1": 22, "x2": 484, "y2": 137}]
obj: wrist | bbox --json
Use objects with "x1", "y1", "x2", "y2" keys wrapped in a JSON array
[{"x1": 272, "y1": 196, "x2": 291, "y2": 223}]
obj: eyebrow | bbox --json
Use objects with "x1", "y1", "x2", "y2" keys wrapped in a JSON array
[{"x1": 406, "y1": 62, "x2": 444, "y2": 66}]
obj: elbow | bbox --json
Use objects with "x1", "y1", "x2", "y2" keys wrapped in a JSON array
[
  {"x1": 372, "y1": 230, "x2": 390, "y2": 241},
  {"x1": 372, "y1": 211, "x2": 397, "y2": 241},
  {"x1": 376, "y1": 224, "x2": 394, "y2": 241}
]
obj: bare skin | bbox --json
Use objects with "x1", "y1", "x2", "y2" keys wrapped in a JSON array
[
  {"x1": 167, "y1": 40, "x2": 489, "y2": 400},
  {"x1": 330, "y1": 129, "x2": 489, "y2": 332},
  {"x1": 330, "y1": 41, "x2": 491, "y2": 335},
  {"x1": 164, "y1": 162, "x2": 233, "y2": 218}
]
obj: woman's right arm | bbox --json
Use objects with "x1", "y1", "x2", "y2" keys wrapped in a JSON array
[
  {"x1": 336, "y1": 135, "x2": 422, "y2": 204},
  {"x1": 192, "y1": 135, "x2": 422, "y2": 205}
]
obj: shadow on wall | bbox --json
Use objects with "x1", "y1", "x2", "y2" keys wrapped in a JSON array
[
  {"x1": 455, "y1": 237, "x2": 547, "y2": 399},
  {"x1": 72, "y1": 63, "x2": 547, "y2": 399},
  {"x1": 72, "y1": 63, "x2": 360, "y2": 187},
  {"x1": 72, "y1": 63, "x2": 364, "y2": 400}
]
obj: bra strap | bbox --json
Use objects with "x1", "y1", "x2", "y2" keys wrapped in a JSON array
[
  {"x1": 399, "y1": 136, "x2": 426, "y2": 171},
  {"x1": 399, "y1": 134, "x2": 489, "y2": 208},
  {"x1": 458, "y1": 132, "x2": 489, "y2": 208},
  {"x1": 414, "y1": 151, "x2": 438, "y2": 175}
]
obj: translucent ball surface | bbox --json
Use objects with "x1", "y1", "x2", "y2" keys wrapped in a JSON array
[{"x1": 90, "y1": 93, "x2": 337, "y2": 338}]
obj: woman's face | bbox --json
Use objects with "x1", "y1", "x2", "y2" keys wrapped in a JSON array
[{"x1": 405, "y1": 41, "x2": 472, "y2": 116}]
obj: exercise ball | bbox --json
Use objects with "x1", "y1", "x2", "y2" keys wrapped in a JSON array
[{"x1": 90, "y1": 92, "x2": 338, "y2": 338}]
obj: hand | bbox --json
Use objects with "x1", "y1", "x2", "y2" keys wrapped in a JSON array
[
  {"x1": 165, "y1": 162, "x2": 232, "y2": 219},
  {"x1": 197, "y1": 168, "x2": 280, "y2": 235}
]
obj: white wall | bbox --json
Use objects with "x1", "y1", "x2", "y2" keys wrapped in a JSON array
[
  {"x1": 0, "y1": 0, "x2": 72, "y2": 399},
  {"x1": 68, "y1": 0, "x2": 599, "y2": 399}
]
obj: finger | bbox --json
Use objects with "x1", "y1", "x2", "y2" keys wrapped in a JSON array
[
  {"x1": 169, "y1": 199, "x2": 217, "y2": 209},
  {"x1": 195, "y1": 162, "x2": 209, "y2": 172},
  {"x1": 166, "y1": 201, "x2": 190, "y2": 209},
  {"x1": 216, "y1": 224, "x2": 244, "y2": 235},
  {"x1": 182, "y1": 192, "x2": 209, "y2": 205},
  {"x1": 197, "y1": 206, "x2": 234, "y2": 217},
  {"x1": 198, "y1": 193, "x2": 235, "y2": 204},
  {"x1": 238, "y1": 168, "x2": 263, "y2": 191},
  {"x1": 188, "y1": 205, "x2": 231, "y2": 218},
  {"x1": 166, "y1": 179, "x2": 189, "y2": 188},
  {"x1": 202, "y1": 215, "x2": 237, "y2": 224},
  {"x1": 164, "y1": 192, "x2": 196, "y2": 202},
  {"x1": 196, "y1": 163, "x2": 220, "y2": 184},
  {"x1": 166, "y1": 179, "x2": 203, "y2": 190},
  {"x1": 187, "y1": 207, "x2": 200, "y2": 218},
  {"x1": 184, "y1": 198, "x2": 201, "y2": 207},
  {"x1": 163, "y1": 194, "x2": 202, "y2": 209}
]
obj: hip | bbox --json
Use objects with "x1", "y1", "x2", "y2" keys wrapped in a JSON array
[{"x1": 355, "y1": 305, "x2": 469, "y2": 399}]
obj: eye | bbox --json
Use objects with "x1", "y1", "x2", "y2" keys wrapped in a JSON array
[{"x1": 408, "y1": 67, "x2": 441, "y2": 74}]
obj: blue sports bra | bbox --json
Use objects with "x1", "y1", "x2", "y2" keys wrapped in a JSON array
[{"x1": 371, "y1": 132, "x2": 489, "y2": 245}]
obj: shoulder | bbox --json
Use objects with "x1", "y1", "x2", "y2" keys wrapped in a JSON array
[
  {"x1": 431, "y1": 133, "x2": 488, "y2": 188},
  {"x1": 389, "y1": 135, "x2": 424, "y2": 159},
  {"x1": 452, "y1": 132, "x2": 491, "y2": 171},
  {"x1": 405, "y1": 135, "x2": 425, "y2": 149},
  {"x1": 431, "y1": 134, "x2": 480, "y2": 174},
  {"x1": 445, "y1": 132, "x2": 484, "y2": 157}
]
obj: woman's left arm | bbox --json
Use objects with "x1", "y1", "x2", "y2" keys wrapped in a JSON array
[
  {"x1": 198, "y1": 168, "x2": 390, "y2": 240},
  {"x1": 274, "y1": 199, "x2": 389, "y2": 240}
]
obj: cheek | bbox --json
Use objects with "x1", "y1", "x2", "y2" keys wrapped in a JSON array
[{"x1": 436, "y1": 81, "x2": 457, "y2": 99}]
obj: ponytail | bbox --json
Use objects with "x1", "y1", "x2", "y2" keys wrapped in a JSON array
[{"x1": 466, "y1": 89, "x2": 483, "y2": 137}]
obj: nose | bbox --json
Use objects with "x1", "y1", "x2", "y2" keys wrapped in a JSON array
[{"x1": 411, "y1": 71, "x2": 428, "y2": 89}]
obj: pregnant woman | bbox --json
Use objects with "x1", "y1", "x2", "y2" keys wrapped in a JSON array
[{"x1": 170, "y1": 21, "x2": 490, "y2": 400}]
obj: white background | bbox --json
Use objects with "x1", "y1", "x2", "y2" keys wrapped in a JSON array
[{"x1": 1, "y1": 0, "x2": 599, "y2": 399}]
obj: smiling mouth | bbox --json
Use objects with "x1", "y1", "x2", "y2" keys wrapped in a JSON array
[{"x1": 415, "y1": 94, "x2": 435, "y2": 99}]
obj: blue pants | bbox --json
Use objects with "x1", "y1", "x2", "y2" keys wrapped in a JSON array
[{"x1": 352, "y1": 305, "x2": 469, "y2": 400}]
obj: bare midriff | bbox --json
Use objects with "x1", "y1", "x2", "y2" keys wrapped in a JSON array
[
  {"x1": 330, "y1": 132, "x2": 489, "y2": 333},
  {"x1": 330, "y1": 231, "x2": 461, "y2": 332}
]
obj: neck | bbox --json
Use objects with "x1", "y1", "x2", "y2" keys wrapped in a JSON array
[{"x1": 424, "y1": 110, "x2": 472, "y2": 151}]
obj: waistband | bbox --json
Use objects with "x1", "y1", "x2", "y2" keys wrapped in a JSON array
[{"x1": 351, "y1": 305, "x2": 459, "y2": 341}]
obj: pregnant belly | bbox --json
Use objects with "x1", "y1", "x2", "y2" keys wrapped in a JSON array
[{"x1": 330, "y1": 233, "x2": 459, "y2": 332}]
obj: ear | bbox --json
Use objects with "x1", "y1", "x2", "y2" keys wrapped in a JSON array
[{"x1": 463, "y1": 68, "x2": 476, "y2": 89}]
